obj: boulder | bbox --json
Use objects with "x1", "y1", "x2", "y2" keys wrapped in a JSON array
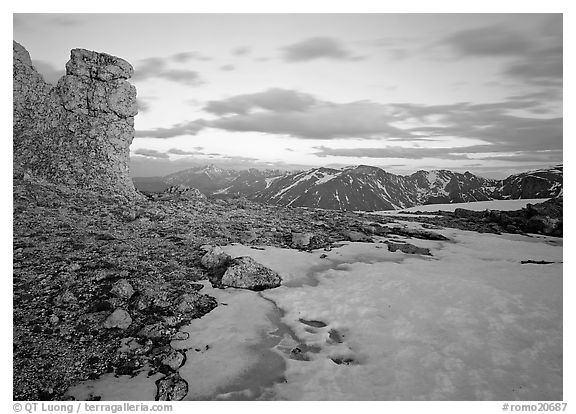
[
  {"x1": 103, "y1": 309, "x2": 132, "y2": 330},
  {"x1": 386, "y1": 241, "x2": 431, "y2": 256},
  {"x1": 344, "y1": 230, "x2": 372, "y2": 242},
  {"x1": 110, "y1": 279, "x2": 135, "y2": 300},
  {"x1": 221, "y1": 256, "x2": 282, "y2": 290}
]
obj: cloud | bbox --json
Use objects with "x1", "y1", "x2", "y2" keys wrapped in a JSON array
[
  {"x1": 208, "y1": 101, "x2": 409, "y2": 139},
  {"x1": 438, "y1": 18, "x2": 562, "y2": 88},
  {"x1": 171, "y1": 52, "x2": 212, "y2": 62},
  {"x1": 314, "y1": 146, "x2": 472, "y2": 160},
  {"x1": 166, "y1": 148, "x2": 205, "y2": 155},
  {"x1": 200, "y1": 88, "x2": 561, "y2": 145},
  {"x1": 203, "y1": 88, "x2": 561, "y2": 144},
  {"x1": 440, "y1": 24, "x2": 532, "y2": 58},
  {"x1": 204, "y1": 88, "x2": 317, "y2": 115},
  {"x1": 132, "y1": 57, "x2": 202, "y2": 85},
  {"x1": 33, "y1": 60, "x2": 64, "y2": 85},
  {"x1": 398, "y1": 102, "x2": 563, "y2": 153},
  {"x1": 313, "y1": 146, "x2": 562, "y2": 163},
  {"x1": 133, "y1": 149, "x2": 169, "y2": 159},
  {"x1": 503, "y1": 45, "x2": 562, "y2": 86},
  {"x1": 368, "y1": 36, "x2": 420, "y2": 60},
  {"x1": 232, "y1": 47, "x2": 251, "y2": 56},
  {"x1": 281, "y1": 37, "x2": 362, "y2": 62},
  {"x1": 136, "y1": 98, "x2": 151, "y2": 113},
  {"x1": 160, "y1": 69, "x2": 202, "y2": 85},
  {"x1": 135, "y1": 120, "x2": 206, "y2": 138},
  {"x1": 220, "y1": 64, "x2": 235, "y2": 71},
  {"x1": 140, "y1": 87, "x2": 561, "y2": 154},
  {"x1": 49, "y1": 16, "x2": 82, "y2": 27}
]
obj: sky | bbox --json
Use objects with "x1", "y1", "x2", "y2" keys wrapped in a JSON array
[{"x1": 13, "y1": 13, "x2": 563, "y2": 178}]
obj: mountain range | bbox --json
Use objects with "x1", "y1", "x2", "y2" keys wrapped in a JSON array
[{"x1": 132, "y1": 164, "x2": 563, "y2": 211}]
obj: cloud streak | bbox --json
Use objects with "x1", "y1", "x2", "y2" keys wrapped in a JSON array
[
  {"x1": 440, "y1": 24, "x2": 532, "y2": 58},
  {"x1": 133, "y1": 148, "x2": 170, "y2": 159},
  {"x1": 171, "y1": 51, "x2": 212, "y2": 62},
  {"x1": 281, "y1": 37, "x2": 363, "y2": 62},
  {"x1": 205, "y1": 88, "x2": 317, "y2": 115},
  {"x1": 437, "y1": 17, "x2": 562, "y2": 88},
  {"x1": 314, "y1": 146, "x2": 562, "y2": 163},
  {"x1": 135, "y1": 120, "x2": 206, "y2": 138},
  {"x1": 132, "y1": 57, "x2": 202, "y2": 85}
]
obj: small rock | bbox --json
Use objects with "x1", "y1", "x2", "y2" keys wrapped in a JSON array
[
  {"x1": 103, "y1": 309, "x2": 132, "y2": 330},
  {"x1": 58, "y1": 291, "x2": 78, "y2": 305},
  {"x1": 110, "y1": 279, "x2": 135, "y2": 300},
  {"x1": 138, "y1": 323, "x2": 165, "y2": 339},
  {"x1": 117, "y1": 337, "x2": 142, "y2": 354},
  {"x1": 291, "y1": 232, "x2": 314, "y2": 248},
  {"x1": 200, "y1": 246, "x2": 231, "y2": 270},
  {"x1": 161, "y1": 350, "x2": 185, "y2": 371},
  {"x1": 176, "y1": 293, "x2": 199, "y2": 313},
  {"x1": 241, "y1": 230, "x2": 257, "y2": 243},
  {"x1": 156, "y1": 373, "x2": 188, "y2": 401},
  {"x1": 67, "y1": 263, "x2": 81, "y2": 272},
  {"x1": 162, "y1": 316, "x2": 180, "y2": 327},
  {"x1": 344, "y1": 230, "x2": 372, "y2": 242},
  {"x1": 171, "y1": 331, "x2": 189, "y2": 341},
  {"x1": 49, "y1": 315, "x2": 60, "y2": 325}
]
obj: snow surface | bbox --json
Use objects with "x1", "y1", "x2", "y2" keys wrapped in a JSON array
[
  {"x1": 264, "y1": 176, "x2": 280, "y2": 188},
  {"x1": 227, "y1": 228, "x2": 561, "y2": 400},
  {"x1": 173, "y1": 283, "x2": 285, "y2": 400},
  {"x1": 315, "y1": 172, "x2": 339, "y2": 185},
  {"x1": 65, "y1": 370, "x2": 163, "y2": 400},
  {"x1": 67, "y1": 224, "x2": 562, "y2": 401},
  {"x1": 383, "y1": 198, "x2": 550, "y2": 213}
]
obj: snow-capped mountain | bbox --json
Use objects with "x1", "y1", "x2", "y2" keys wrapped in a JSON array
[
  {"x1": 495, "y1": 165, "x2": 563, "y2": 199},
  {"x1": 164, "y1": 165, "x2": 239, "y2": 193},
  {"x1": 252, "y1": 166, "x2": 499, "y2": 210},
  {"x1": 133, "y1": 164, "x2": 562, "y2": 211}
]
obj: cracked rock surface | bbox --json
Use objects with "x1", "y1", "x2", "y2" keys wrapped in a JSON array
[{"x1": 13, "y1": 41, "x2": 138, "y2": 200}]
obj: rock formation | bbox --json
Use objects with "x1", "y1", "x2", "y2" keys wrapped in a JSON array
[{"x1": 13, "y1": 41, "x2": 139, "y2": 199}]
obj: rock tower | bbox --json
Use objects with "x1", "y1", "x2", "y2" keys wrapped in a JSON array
[{"x1": 13, "y1": 41, "x2": 139, "y2": 199}]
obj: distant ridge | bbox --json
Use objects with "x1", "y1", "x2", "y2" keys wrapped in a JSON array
[{"x1": 133, "y1": 164, "x2": 562, "y2": 211}]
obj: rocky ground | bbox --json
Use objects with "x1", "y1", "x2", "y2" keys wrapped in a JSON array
[{"x1": 13, "y1": 174, "x2": 563, "y2": 400}]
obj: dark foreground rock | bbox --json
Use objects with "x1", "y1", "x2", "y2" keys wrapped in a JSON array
[
  {"x1": 448, "y1": 197, "x2": 563, "y2": 237},
  {"x1": 397, "y1": 197, "x2": 563, "y2": 237},
  {"x1": 385, "y1": 241, "x2": 432, "y2": 256}
]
